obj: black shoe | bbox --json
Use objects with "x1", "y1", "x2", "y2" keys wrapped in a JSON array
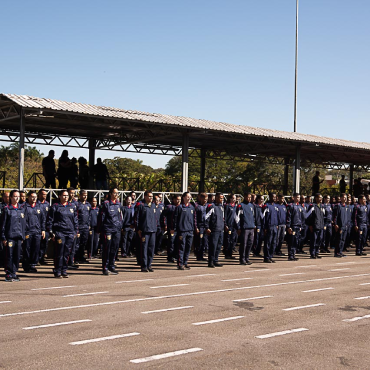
[
  {"x1": 197, "y1": 257, "x2": 207, "y2": 261},
  {"x1": 334, "y1": 254, "x2": 342, "y2": 258},
  {"x1": 30, "y1": 267, "x2": 38, "y2": 273},
  {"x1": 340, "y1": 253, "x2": 347, "y2": 257},
  {"x1": 288, "y1": 257, "x2": 299, "y2": 261},
  {"x1": 69, "y1": 264, "x2": 79, "y2": 270},
  {"x1": 225, "y1": 255, "x2": 236, "y2": 259},
  {"x1": 5, "y1": 275, "x2": 13, "y2": 282},
  {"x1": 208, "y1": 264, "x2": 215, "y2": 268},
  {"x1": 276, "y1": 251, "x2": 285, "y2": 256},
  {"x1": 109, "y1": 269, "x2": 119, "y2": 275},
  {"x1": 214, "y1": 262, "x2": 223, "y2": 267},
  {"x1": 270, "y1": 259, "x2": 276, "y2": 263},
  {"x1": 102, "y1": 269, "x2": 110, "y2": 275},
  {"x1": 246, "y1": 261, "x2": 252, "y2": 265},
  {"x1": 54, "y1": 274, "x2": 62, "y2": 279},
  {"x1": 361, "y1": 252, "x2": 367, "y2": 256},
  {"x1": 184, "y1": 265, "x2": 191, "y2": 270},
  {"x1": 264, "y1": 259, "x2": 272, "y2": 263},
  {"x1": 167, "y1": 259, "x2": 176, "y2": 263},
  {"x1": 62, "y1": 273, "x2": 69, "y2": 278},
  {"x1": 148, "y1": 267, "x2": 154, "y2": 272},
  {"x1": 316, "y1": 255, "x2": 322, "y2": 259},
  {"x1": 39, "y1": 258, "x2": 48, "y2": 265},
  {"x1": 253, "y1": 253, "x2": 264, "y2": 258},
  {"x1": 23, "y1": 268, "x2": 30, "y2": 273},
  {"x1": 310, "y1": 255, "x2": 317, "y2": 259},
  {"x1": 297, "y1": 250, "x2": 308, "y2": 254},
  {"x1": 240, "y1": 260, "x2": 247, "y2": 265},
  {"x1": 178, "y1": 265, "x2": 185, "y2": 270},
  {"x1": 141, "y1": 268, "x2": 149, "y2": 272}
]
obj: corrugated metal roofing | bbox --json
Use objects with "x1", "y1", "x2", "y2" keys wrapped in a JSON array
[{"x1": 2, "y1": 93, "x2": 370, "y2": 151}]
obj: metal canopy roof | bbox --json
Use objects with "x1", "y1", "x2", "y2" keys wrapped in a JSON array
[{"x1": 0, "y1": 93, "x2": 369, "y2": 168}]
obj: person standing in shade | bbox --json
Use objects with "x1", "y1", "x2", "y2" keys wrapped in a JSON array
[
  {"x1": 88, "y1": 197, "x2": 100, "y2": 259},
  {"x1": 306, "y1": 193, "x2": 325, "y2": 259},
  {"x1": 120, "y1": 196, "x2": 135, "y2": 258},
  {"x1": 46, "y1": 190, "x2": 78, "y2": 278},
  {"x1": 194, "y1": 193, "x2": 208, "y2": 261},
  {"x1": 252, "y1": 195, "x2": 265, "y2": 258},
  {"x1": 205, "y1": 192, "x2": 225, "y2": 268},
  {"x1": 1, "y1": 190, "x2": 26, "y2": 282},
  {"x1": 262, "y1": 193, "x2": 279, "y2": 263},
  {"x1": 42, "y1": 150, "x2": 56, "y2": 189},
  {"x1": 321, "y1": 195, "x2": 333, "y2": 253},
  {"x1": 353, "y1": 194, "x2": 368, "y2": 256},
  {"x1": 134, "y1": 191, "x2": 157, "y2": 272},
  {"x1": 275, "y1": 194, "x2": 287, "y2": 256},
  {"x1": 312, "y1": 171, "x2": 324, "y2": 196},
  {"x1": 154, "y1": 195, "x2": 164, "y2": 255},
  {"x1": 172, "y1": 192, "x2": 196, "y2": 270},
  {"x1": 339, "y1": 175, "x2": 347, "y2": 194},
  {"x1": 57, "y1": 150, "x2": 71, "y2": 189},
  {"x1": 0, "y1": 191, "x2": 9, "y2": 268},
  {"x1": 94, "y1": 158, "x2": 109, "y2": 190},
  {"x1": 223, "y1": 194, "x2": 238, "y2": 259},
  {"x1": 74, "y1": 190, "x2": 91, "y2": 263},
  {"x1": 333, "y1": 193, "x2": 349, "y2": 258},
  {"x1": 286, "y1": 193, "x2": 303, "y2": 261}
]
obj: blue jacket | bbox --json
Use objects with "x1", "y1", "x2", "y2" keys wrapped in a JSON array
[
  {"x1": 1, "y1": 204, "x2": 26, "y2": 240},
  {"x1": 262, "y1": 203, "x2": 279, "y2": 228},
  {"x1": 306, "y1": 203, "x2": 325, "y2": 230},
  {"x1": 353, "y1": 204, "x2": 368, "y2": 227},
  {"x1": 224, "y1": 203, "x2": 238, "y2": 229},
  {"x1": 25, "y1": 203, "x2": 45, "y2": 235},
  {"x1": 155, "y1": 203, "x2": 164, "y2": 230},
  {"x1": 237, "y1": 202, "x2": 255, "y2": 229},
  {"x1": 173, "y1": 203, "x2": 196, "y2": 232},
  {"x1": 333, "y1": 203, "x2": 349, "y2": 229},
  {"x1": 90, "y1": 206, "x2": 99, "y2": 228},
  {"x1": 161, "y1": 204, "x2": 177, "y2": 230},
  {"x1": 37, "y1": 200, "x2": 50, "y2": 216},
  {"x1": 195, "y1": 203, "x2": 207, "y2": 228},
  {"x1": 134, "y1": 202, "x2": 158, "y2": 233},
  {"x1": 121, "y1": 205, "x2": 134, "y2": 228},
  {"x1": 276, "y1": 204, "x2": 287, "y2": 225},
  {"x1": 77, "y1": 201, "x2": 91, "y2": 230},
  {"x1": 323, "y1": 203, "x2": 333, "y2": 225},
  {"x1": 205, "y1": 203, "x2": 225, "y2": 232},
  {"x1": 286, "y1": 203, "x2": 304, "y2": 228},
  {"x1": 46, "y1": 202, "x2": 78, "y2": 234},
  {"x1": 347, "y1": 204, "x2": 354, "y2": 226},
  {"x1": 98, "y1": 200, "x2": 122, "y2": 234},
  {"x1": 254, "y1": 204, "x2": 264, "y2": 226}
]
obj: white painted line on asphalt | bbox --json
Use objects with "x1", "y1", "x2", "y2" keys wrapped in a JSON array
[
  {"x1": 354, "y1": 296, "x2": 370, "y2": 300},
  {"x1": 302, "y1": 287, "x2": 334, "y2": 293},
  {"x1": 63, "y1": 291, "x2": 109, "y2": 298},
  {"x1": 359, "y1": 283, "x2": 370, "y2": 286},
  {"x1": 0, "y1": 301, "x2": 11, "y2": 304},
  {"x1": 233, "y1": 296, "x2": 273, "y2": 302},
  {"x1": 150, "y1": 284, "x2": 189, "y2": 289},
  {"x1": 142, "y1": 306, "x2": 193, "y2": 314},
  {"x1": 2, "y1": 274, "x2": 369, "y2": 318},
  {"x1": 70, "y1": 332, "x2": 140, "y2": 345},
  {"x1": 279, "y1": 273, "x2": 305, "y2": 277},
  {"x1": 116, "y1": 279, "x2": 154, "y2": 284},
  {"x1": 244, "y1": 269, "x2": 270, "y2": 273},
  {"x1": 23, "y1": 319, "x2": 92, "y2": 330},
  {"x1": 130, "y1": 348, "x2": 203, "y2": 364},
  {"x1": 283, "y1": 303, "x2": 325, "y2": 311},
  {"x1": 31, "y1": 286, "x2": 76, "y2": 291},
  {"x1": 328, "y1": 268, "x2": 350, "y2": 272},
  {"x1": 295, "y1": 265, "x2": 317, "y2": 268},
  {"x1": 336, "y1": 262, "x2": 356, "y2": 265},
  {"x1": 192, "y1": 316, "x2": 244, "y2": 326},
  {"x1": 221, "y1": 278, "x2": 253, "y2": 282},
  {"x1": 185, "y1": 274, "x2": 216, "y2": 278},
  {"x1": 343, "y1": 314, "x2": 370, "y2": 322},
  {"x1": 256, "y1": 328, "x2": 308, "y2": 339}
]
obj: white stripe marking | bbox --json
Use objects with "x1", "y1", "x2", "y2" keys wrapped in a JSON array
[
  {"x1": 2, "y1": 274, "x2": 369, "y2": 318},
  {"x1": 343, "y1": 314, "x2": 370, "y2": 322},
  {"x1": 328, "y1": 268, "x2": 350, "y2": 272},
  {"x1": 256, "y1": 328, "x2": 308, "y2": 339},
  {"x1": 233, "y1": 296, "x2": 273, "y2": 302},
  {"x1": 283, "y1": 303, "x2": 325, "y2": 311},
  {"x1": 150, "y1": 284, "x2": 189, "y2": 289},
  {"x1": 244, "y1": 269, "x2": 270, "y2": 273},
  {"x1": 192, "y1": 316, "x2": 244, "y2": 326},
  {"x1": 63, "y1": 291, "x2": 108, "y2": 298},
  {"x1": 295, "y1": 265, "x2": 317, "y2": 268},
  {"x1": 116, "y1": 279, "x2": 154, "y2": 284},
  {"x1": 185, "y1": 274, "x2": 216, "y2": 278},
  {"x1": 302, "y1": 287, "x2": 334, "y2": 293},
  {"x1": 31, "y1": 286, "x2": 76, "y2": 291},
  {"x1": 142, "y1": 306, "x2": 193, "y2": 314},
  {"x1": 70, "y1": 332, "x2": 140, "y2": 345},
  {"x1": 336, "y1": 262, "x2": 356, "y2": 265},
  {"x1": 221, "y1": 278, "x2": 253, "y2": 282},
  {"x1": 279, "y1": 273, "x2": 305, "y2": 276},
  {"x1": 354, "y1": 296, "x2": 370, "y2": 300},
  {"x1": 23, "y1": 319, "x2": 92, "y2": 330},
  {"x1": 130, "y1": 348, "x2": 203, "y2": 364},
  {"x1": 0, "y1": 301, "x2": 11, "y2": 304},
  {"x1": 359, "y1": 282, "x2": 370, "y2": 286}
]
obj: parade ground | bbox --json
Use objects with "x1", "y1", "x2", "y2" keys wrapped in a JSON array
[{"x1": 1, "y1": 249, "x2": 370, "y2": 369}]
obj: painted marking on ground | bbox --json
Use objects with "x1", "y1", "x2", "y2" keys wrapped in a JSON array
[
  {"x1": 69, "y1": 332, "x2": 140, "y2": 345},
  {"x1": 184, "y1": 274, "x2": 216, "y2": 278},
  {"x1": 336, "y1": 262, "x2": 356, "y2": 265},
  {"x1": 244, "y1": 269, "x2": 270, "y2": 273},
  {"x1": 63, "y1": 291, "x2": 109, "y2": 298},
  {"x1": 279, "y1": 273, "x2": 305, "y2": 277},
  {"x1": 343, "y1": 314, "x2": 370, "y2": 322},
  {"x1": 302, "y1": 287, "x2": 334, "y2": 293},
  {"x1": 359, "y1": 282, "x2": 370, "y2": 286},
  {"x1": 295, "y1": 265, "x2": 317, "y2": 268},
  {"x1": 142, "y1": 306, "x2": 194, "y2": 314},
  {"x1": 150, "y1": 284, "x2": 189, "y2": 289},
  {"x1": 221, "y1": 278, "x2": 253, "y2": 282},
  {"x1": 116, "y1": 279, "x2": 154, "y2": 284},
  {"x1": 354, "y1": 296, "x2": 370, "y2": 300},
  {"x1": 283, "y1": 303, "x2": 325, "y2": 311},
  {"x1": 23, "y1": 319, "x2": 92, "y2": 330},
  {"x1": 256, "y1": 328, "x2": 309, "y2": 339},
  {"x1": 31, "y1": 286, "x2": 76, "y2": 291},
  {"x1": 192, "y1": 316, "x2": 244, "y2": 326},
  {"x1": 328, "y1": 268, "x2": 351, "y2": 272},
  {"x1": 233, "y1": 296, "x2": 273, "y2": 302},
  {"x1": 130, "y1": 348, "x2": 203, "y2": 364},
  {"x1": 0, "y1": 301, "x2": 11, "y2": 304}
]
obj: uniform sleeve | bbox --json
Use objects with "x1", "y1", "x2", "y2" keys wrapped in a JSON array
[
  {"x1": 173, "y1": 206, "x2": 179, "y2": 232},
  {"x1": 204, "y1": 204, "x2": 213, "y2": 229},
  {"x1": 46, "y1": 205, "x2": 54, "y2": 233},
  {"x1": 1, "y1": 208, "x2": 8, "y2": 240},
  {"x1": 73, "y1": 206, "x2": 78, "y2": 234},
  {"x1": 134, "y1": 203, "x2": 141, "y2": 232},
  {"x1": 40, "y1": 208, "x2": 46, "y2": 232},
  {"x1": 332, "y1": 205, "x2": 338, "y2": 225},
  {"x1": 286, "y1": 205, "x2": 292, "y2": 228},
  {"x1": 193, "y1": 205, "x2": 197, "y2": 230},
  {"x1": 306, "y1": 205, "x2": 314, "y2": 226}
]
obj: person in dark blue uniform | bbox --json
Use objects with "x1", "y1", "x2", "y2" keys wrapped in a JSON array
[
  {"x1": 23, "y1": 191, "x2": 45, "y2": 273},
  {"x1": 173, "y1": 192, "x2": 196, "y2": 270},
  {"x1": 286, "y1": 193, "x2": 303, "y2": 261},
  {"x1": 353, "y1": 194, "x2": 368, "y2": 256},
  {"x1": 205, "y1": 192, "x2": 225, "y2": 268},
  {"x1": 135, "y1": 190, "x2": 157, "y2": 272},
  {"x1": 306, "y1": 193, "x2": 325, "y2": 259},
  {"x1": 154, "y1": 195, "x2": 164, "y2": 255},
  {"x1": 88, "y1": 197, "x2": 100, "y2": 259},
  {"x1": 98, "y1": 188, "x2": 122, "y2": 275},
  {"x1": 223, "y1": 194, "x2": 238, "y2": 259},
  {"x1": 333, "y1": 193, "x2": 349, "y2": 258},
  {"x1": 37, "y1": 189, "x2": 50, "y2": 265},
  {"x1": 275, "y1": 195, "x2": 287, "y2": 256},
  {"x1": 262, "y1": 193, "x2": 279, "y2": 263},
  {"x1": 297, "y1": 195, "x2": 308, "y2": 254},
  {"x1": 0, "y1": 191, "x2": 9, "y2": 269},
  {"x1": 236, "y1": 192, "x2": 256, "y2": 265},
  {"x1": 74, "y1": 190, "x2": 91, "y2": 263},
  {"x1": 194, "y1": 193, "x2": 208, "y2": 261},
  {"x1": 1, "y1": 190, "x2": 26, "y2": 282},
  {"x1": 46, "y1": 190, "x2": 78, "y2": 278},
  {"x1": 120, "y1": 196, "x2": 135, "y2": 258},
  {"x1": 321, "y1": 195, "x2": 333, "y2": 253},
  {"x1": 66, "y1": 187, "x2": 79, "y2": 269},
  {"x1": 252, "y1": 195, "x2": 264, "y2": 258}
]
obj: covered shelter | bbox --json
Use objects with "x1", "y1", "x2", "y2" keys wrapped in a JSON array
[{"x1": 0, "y1": 93, "x2": 369, "y2": 193}]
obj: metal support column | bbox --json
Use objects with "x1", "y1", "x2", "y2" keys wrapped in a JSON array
[
  {"x1": 18, "y1": 108, "x2": 25, "y2": 189},
  {"x1": 349, "y1": 164, "x2": 354, "y2": 195},
  {"x1": 283, "y1": 157, "x2": 289, "y2": 195},
  {"x1": 199, "y1": 148, "x2": 206, "y2": 193},
  {"x1": 181, "y1": 133, "x2": 189, "y2": 193},
  {"x1": 88, "y1": 139, "x2": 96, "y2": 189},
  {"x1": 293, "y1": 146, "x2": 301, "y2": 194}
]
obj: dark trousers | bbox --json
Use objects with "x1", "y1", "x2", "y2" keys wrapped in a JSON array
[
  {"x1": 253, "y1": 227, "x2": 264, "y2": 255},
  {"x1": 44, "y1": 175, "x2": 56, "y2": 189},
  {"x1": 75, "y1": 228, "x2": 89, "y2": 261},
  {"x1": 356, "y1": 225, "x2": 367, "y2": 254},
  {"x1": 155, "y1": 228, "x2": 163, "y2": 254},
  {"x1": 39, "y1": 231, "x2": 50, "y2": 261},
  {"x1": 194, "y1": 227, "x2": 208, "y2": 260},
  {"x1": 88, "y1": 227, "x2": 100, "y2": 257},
  {"x1": 68, "y1": 237, "x2": 78, "y2": 266},
  {"x1": 208, "y1": 230, "x2": 223, "y2": 265},
  {"x1": 121, "y1": 227, "x2": 134, "y2": 256},
  {"x1": 310, "y1": 229, "x2": 323, "y2": 256},
  {"x1": 5, "y1": 239, "x2": 22, "y2": 277},
  {"x1": 140, "y1": 232, "x2": 156, "y2": 269},
  {"x1": 54, "y1": 233, "x2": 75, "y2": 275},
  {"x1": 276, "y1": 225, "x2": 286, "y2": 254},
  {"x1": 239, "y1": 228, "x2": 255, "y2": 262},
  {"x1": 177, "y1": 231, "x2": 193, "y2": 267},
  {"x1": 335, "y1": 227, "x2": 348, "y2": 255},
  {"x1": 23, "y1": 233, "x2": 41, "y2": 270},
  {"x1": 287, "y1": 227, "x2": 301, "y2": 259},
  {"x1": 167, "y1": 231, "x2": 177, "y2": 262},
  {"x1": 224, "y1": 228, "x2": 237, "y2": 257},
  {"x1": 264, "y1": 226, "x2": 278, "y2": 260},
  {"x1": 299, "y1": 226, "x2": 307, "y2": 251},
  {"x1": 322, "y1": 224, "x2": 332, "y2": 250},
  {"x1": 102, "y1": 231, "x2": 121, "y2": 271}
]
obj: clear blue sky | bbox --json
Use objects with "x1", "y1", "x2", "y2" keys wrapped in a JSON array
[{"x1": 1, "y1": 0, "x2": 369, "y2": 168}]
